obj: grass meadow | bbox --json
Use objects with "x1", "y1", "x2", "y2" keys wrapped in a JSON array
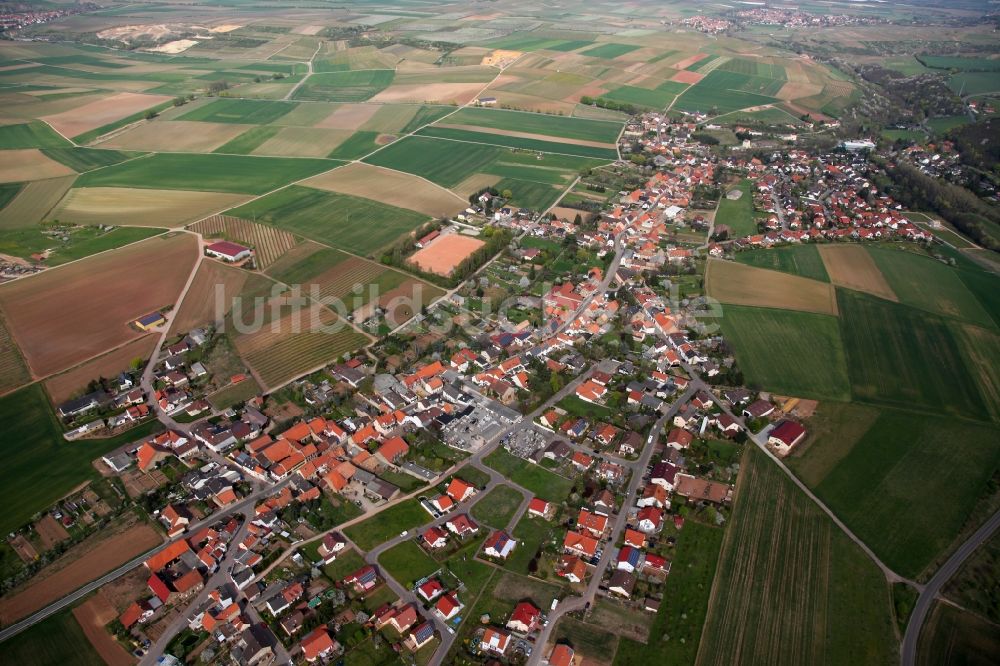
[
  {"x1": 697, "y1": 448, "x2": 896, "y2": 666},
  {"x1": 470, "y1": 484, "x2": 524, "y2": 529},
  {"x1": 344, "y1": 499, "x2": 431, "y2": 551},
  {"x1": 484, "y1": 448, "x2": 574, "y2": 501},
  {"x1": 0, "y1": 120, "x2": 73, "y2": 149},
  {"x1": 378, "y1": 539, "x2": 440, "y2": 587},
  {"x1": 614, "y1": 522, "x2": 724, "y2": 666}
]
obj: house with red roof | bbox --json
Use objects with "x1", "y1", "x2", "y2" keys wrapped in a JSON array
[
  {"x1": 148, "y1": 573, "x2": 171, "y2": 604},
  {"x1": 435, "y1": 591, "x2": 462, "y2": 621},
  {"x1": 528, "y1": 498, "x2": 554, "y2": 520},
  {"x1": 636, "y1": 506, "x2": 663, "y2": 534},
  {"x1": 768, "y1": 420, "x2": 807, "y2": 455},
  {"x1": 483, "y1": 530, "x2": 517, "y2": 560},
  {"x1": 423, "y1": 526, "x2": 448, "y2": 549},
  {"x1": 375, "y1": 436, "x2": 409, "y2": 465},
  {"x1": 506, "y1": 601, "x2": 541, "y2": 634},
  {"x1": 481, "y1": 627, "x2": 511, "y2": 655},
  {"x1": 557, "y1": 555, "x2": 587, "y2": 583},
  {"x1": 576, "y1": 510, "x2": 608, "y2": 538},
  {"x1": 417, "y1": 578, "x2": 444, "y2": 602},
  {"x1": 563, "y1": 531, "x2": 598, "y2": 559},
  {"x1": 206, "y1": 241, "x2": 252, "y2": 263},
  {"x1": 446, "y1": 477, "x2": 476, "y2": 502},
  {"x1": 445, "y1": 514, "x2": 479, "y2": 537},
  {"x1": 300, "y1": 627, "x2": 338, "y2": 662}
]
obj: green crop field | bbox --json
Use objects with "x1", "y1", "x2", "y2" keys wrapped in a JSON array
[
  {"x1": 292, "y1": 70, "x2": 395, "y2": 102},
  {"x1": 484, "y1": 35, "x2": 592, "y2": 52},
  {"x1": 918, "y1": 55, "x2": 1000, "y2": 72},
  {"x1": 445, "y1": 108, "x2": 623, "y2": 143},
  {"x1": 0, "y1": 183, "x2": 22, "y2": 211},
  {"x1": 1, "y1": 607, "x2": 105, "y2": 666},
  {"x1": 790, "y1": 406, "x2": 1000, "y2": 580},
  {"x1": 714, "y1": 179, "x2": 757, "y2": 237},
  {"x1": 675, "y1": 70, "x2": 781, "y2": 114},
  {"x1": 735, "y1": 245, "x2": 830, "y2": 282},
  {"x1": 379, "y1": 539, "x2": 440, "y2": 586},
  {"x1": 416, "y1": 126, "x2": 618, "y2": 160},
  {"x1": 866, "y1": 247, "x2": 994, "y2": 328},
  {"x1": 581, "y1": 43, "x2": 640, "y2": 59},
  {"x1": 365, "y1": 136, "x2": 502, "y2": 187},
  {"x1": 364, "y1": 136, "x2": 602, "y2": 189},
  {"x1": 75, "y1": 153, "x2": 336, "y2": 194},
  {"x1": 947, "y1": 70, "x2": 1000, "y2": 96},
  {"x1": 227, "y1": 185, "x2": 428, "y2": 255},
  {"x1": 837, "y1": 288, "x2": 990, "y2": 420},
  {"x1": 957, "y1": 268, "x2": 1000, "y2": 328},
  {"x1": 0, "y1": 120, "x2": 72, "y2": 149},
  {"x1": 698, "y1": 448, "x2": 896, "y2": 666},
  {"x1": 916, "y1": 602, "x2": 1000, "y2": 666},
  {"x1": 470, "y1": 484, "x2": 524, "y2": 529},
  {"x1": 484, "y1": 448, "x2": 574, "y2": 501},
  {"x1": 719, "y1": 305, "x2": 851, "y2": 401},
  {"x1": 0, "y1": 384, "x2": 163, "y2": 535},
  {"x1": 212, "y1": 126, "x2": 281, "y2": 154},
  {"x1": 41, "y1": 147, "x2": 143, "y2": 172},
  {"x1": 178, "y1": 98, "x2": 299, "y2": 124},
  {"x1": 614, "y1": 522, "x2": 723, "y2": 666},
  {"x1": 326, "y1": 130, "x2": 381, "y2": 159},
  {"x1": 495, "y1": 178, "x2": 563, "y2": 210},
  {"x1": 600, "y1": 85, "x2": 673, "y2": 110},
  {"x1": 344, "y1": 499, "x2": 430, "y2": 551}
]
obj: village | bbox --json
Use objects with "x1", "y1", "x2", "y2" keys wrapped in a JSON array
[{"x1": 4, "y1": 107, "x2": 977, "y2": 666}]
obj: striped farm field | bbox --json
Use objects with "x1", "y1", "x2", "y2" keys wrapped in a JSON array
[
  {"x1": 0, "y1": 310, "x2": 30, "y2": 395},
  {"x1": 416, "y1": 126, "x2": 618, "y2": 160},
  {"x1": 233, "y1": 304, "x2": 368, "y2": 388},
  {"x1": 818, "y1": 245, "x2": 896, "y2": 301},
  {"x1": 51, "y1": 187, "x2": 251, "y2": 227},
  {"x1": 0, "y1": 175, "x2": 75, "y2": 228},
  {"x1": 190, "y1": 215, "x2": 298, "y2": 268},
  {"x1": 698, "y1": 448, "x2": 896, "y2": 666},
  {"x1": 444, "y1": 107, "x2": 623, "y2": 143},
  {"x1": 177, "y1": 98, "x2": 300, "y2": 124},
  {"x1": 706, "y1": 259, "x2": 838, "y2": 316},
  {"x1": 167, "y1": 260, "x2": 249, "y2": 336}
]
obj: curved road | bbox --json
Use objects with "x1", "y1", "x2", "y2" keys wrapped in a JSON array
[{"x1": 900, "y1": 508, "x2": 1000, "y2": 666}]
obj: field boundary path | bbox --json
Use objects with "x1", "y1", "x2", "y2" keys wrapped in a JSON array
[
  {"x1": 900, "y1": 508, "x2": 1000, "y2": 666},
  {"x1": 283, "y1": 40, "x2": 322, "y2": 101}
]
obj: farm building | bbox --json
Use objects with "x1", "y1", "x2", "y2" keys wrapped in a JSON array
[
  {"x1": 206, "y1": 240, "x2": 252, "y2": 263},
  {"x1": 768, "y1": 420, "x2": 807, "y2": 456},
  {"x1": 135, "y1": 311, "x2": 166, "y2": 331},
  {"x1": 476, "y1": 97, "x2": 497, "y2": 106}
]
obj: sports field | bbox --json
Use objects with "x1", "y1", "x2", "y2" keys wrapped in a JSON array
[
  {"x1": 734, "y1": 245, "x2": 830, "y2": 282},
  {"x1": 714, "y1": 180, "x2": 758, "y2": 238},
  {"x1": 706, "y1": 259, "x2": 838, "y2": 316},
  {"x1": 719, "y1": 304, "x2": 851, "y2": 401},
  {"x1": 790, "y1": 406, "x2": 1000, "y2": 579},
  {"x1": 697, "y1": 448, "x2": 896, "y2": 666},
  {"x1": 410, "y1": 234, "x2": 486, "y2": 276},
  {"x1": 227, "y1": 185, "x2": 429, "y2": 256}
]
